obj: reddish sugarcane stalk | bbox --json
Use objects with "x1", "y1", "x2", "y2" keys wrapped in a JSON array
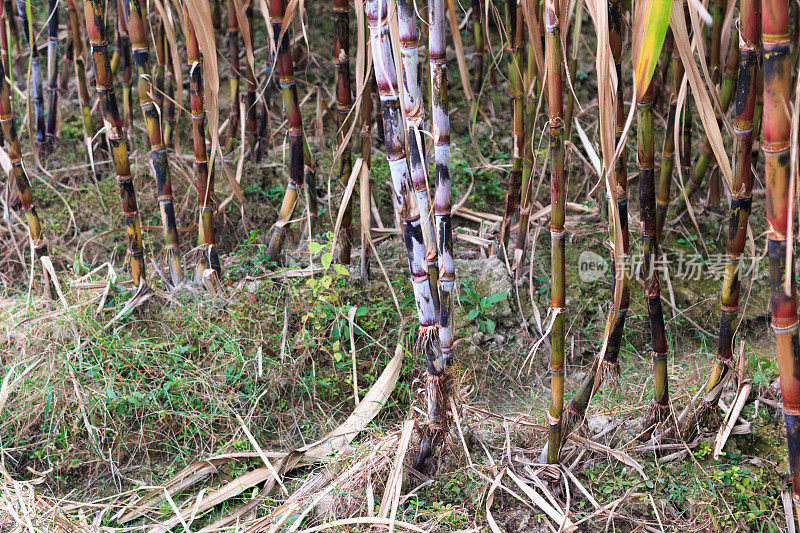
[
  {"x1": 544, "y1": 0, "x2": 565, "y2": 464},
  {"x1": 497, "y1": 0, "x2": 524, "y2": 252},
  {"x1": 125, "y1": 0, "x2": 183, "y2": 286},
  {"x1": 224, "y1": 0, "x2": 240, "y2": 152},
  {"x1": 762, "y1": 0, "x2": 800, "y2": 510},
  {"x1": 184, "y1": 3, "x2": 222, "y2": 279},
  {"x1": 364, "y1": 0, "x2": 444, "y2": 471},
  {"x1": 333, "y1": 0, "x2": 354, "y2": 264},
  {"x1": 398, "y1": 0, "x2": 438, "y2": 302},
  {"x1": 265, "y1": 0, "x2": 306, "y2": 263},
  {"x1": 638, "y1": 79, "x2": 670, "y2": 439},
  {"x1": 83, "y1": 0, "x2": 146, "y2": 287},
  {"x1": 45, "y1": 0, "x2": 58, "y2": 145},
  {"x1": 66, "y1": 0, "x2": 94, "y2": 158},
  {"x1": 0, "y1": 1, "x2": 51, "y2": 295},
  {"x1": 359, "y1": 59, "x2": 373, "y2": 282}
]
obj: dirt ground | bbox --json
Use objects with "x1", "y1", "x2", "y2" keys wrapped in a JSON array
[{"x1": 0, "y1": 1, "x2": 794, "y2": 532}]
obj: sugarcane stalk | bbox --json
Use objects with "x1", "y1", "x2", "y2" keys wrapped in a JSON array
[
  {"x1": 398, "y1": 0, "x2": 438, "y2": 304},
  {"x1": 153, "y1": 20, "x2": 165, "y2": 112},
  {"x1": 359, "y1": 57, "x2": 373, "y2": 282},
  {"x1": 638, "y1": 79, "x2": 670, "y2": 439},
  {"x1": 243, "y1": 0, "x2": 258, "y2": 155},
  {"x1": 655, "y1": 31, "x2": 683, "y2": 241},
  {"x1": 497, "y1": 0, "x2": 524, "y2": 252},
  {"x1": 545, "y1": 0, "x2": 565, "y2": 464},
  {"x1": 333, "y1": 0, "x2": 354, "y2": 264},
  {"x1": 224, "y1": 0, "x2": 240, "y2": 152},
  {"x1": 563, "y1": 0, "x2": 582, "y2": 142},
  {"x1": 0, "y1": 2, "x2": 51, "y2": 296},
  {"x1": 117, "y1": 0, "x2": 133, "y2": 134},
  {"x1": 761, "y1": 0, "x2": 800, "y2": 512},
  {"x1": 45, "y1": 0, "x2": 58, "y2": 145},
  {"x1": 211, "y1": 0, "x2": 221, "y2": 33},
  {"x1": 364, "y1": 0, "x2": 444, "y2": 471},
  {"x1": 163, "y1": 26, "x2": 176, "y2": 147},
  {"x1": 302, "y1": 134, "x2": 318, "y2": 237},
  {"x1": 681, "y1": 0, "x2": 759, "y2": 438},
  {"x1": 83, "y1": 0, "x2": 146, "y2": 287},
  {"x1": 430, "y1": 0, "x2": 455, "y2": 372},
  {"x1": 66, "y1": 0, "x2": 94, "y2": 158},
  {"x1": 265, "y1": 0, "x2": 307, "y2": 263},
  {"x1": 184, "y1": 2, "x2": 221, "y2": 279},
  {"x1": 17, "y1": 0, "x2": 45, "y2": 147},
  {"x1": 372, "y1": 71, "x2": 384, "y2": 144},
  {"x1": 470, "y1": 0, "x2": 484, "y2": 95},
  {"x1": 547, "y1": 0, "x2": 626, "y2": 458},
  {"x1": 514, "y1": 28, "x2": 537, "y2": 275},
  {"x1": 671, "y1": 0, "x2": 731, "y2": 213},
  {"x1": 255, "y1": 64, "x2": 275, "y2": 160},
  {"x1": 124, "y1": 0, "x2": 182, "y2": 286}
]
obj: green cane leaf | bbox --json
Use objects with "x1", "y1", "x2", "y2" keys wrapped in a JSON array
[{"x1": 633, "y1": 0, "x2": 672, "y2": 100}]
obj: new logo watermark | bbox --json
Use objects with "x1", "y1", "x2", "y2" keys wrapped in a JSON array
[
  {"x1": 579, "y1": 251, "x2": 608, "y2": 282},
  {"x1": 576, "y1": 250, "x2": 769, "y2": 283}
]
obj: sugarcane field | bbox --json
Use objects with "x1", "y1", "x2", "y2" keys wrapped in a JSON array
[{"x1": 4, "y1": 0, "x2": 800, "y2": 530}]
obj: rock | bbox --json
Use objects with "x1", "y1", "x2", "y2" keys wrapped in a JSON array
[{"x1": 586, "y1": 414, "x2": 615, "y2": 437}]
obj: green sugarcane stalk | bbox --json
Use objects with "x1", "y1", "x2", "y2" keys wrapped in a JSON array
[
  {"x1": 153, "y1": 20, "x2": 165, "y2": 112},
  {"x1": 117, "y1": 0, "x2": 133, "y2": 135},
  {"x1": 497, "y1": 0, "x2": 524, "y2": 252},
  {"x1": 547, "y1": 0, "x2": 627, "y2": 457},
  {"x1": 265, "y1": 0, "x2": 307, "y2": 263},
  {"x1": 470, "y1": 0, "x2": 484, "y2": 96},
  {"x1": 183, "y1": 2, "x2": 222, "y2": 279},
  {"x1": 45, "y1": 0, "x2": 58, "y2": 145},
  {"x1": 83, "y1": 0, "x2": 146, "y2": 287},
  {"x1": 0, "y1": 1, "x2": 51, "y2": 296},
  {"x1": 545, "y1": 0, "x2": 565, "y2": 464},
  {"x1": 638, "y1": 79, "x2": 670, "y2": 439},
  {"x1": 124, "y1": 0, "x2": 183, "y2": 286},
  {"x1": 364, "y1": 0, "x2": 445, "y2": 472},
  {"x1": 761, "y1": 0, "x2": 800, "y2": 512},
  {"x1": 66, "y1": 0, "x2": 94, "y2": 159},
  {"x1": 333, "y1": 0, "x2": 354, "y2": 264},
  {"x1": 398, "y1": 0, "x2": 438, "y2": 305},
  {"x1": 224, "y1": 0, "x2": 240, "y2": 152},
  {"x1": 163, "y1": 26, "x2": 176, "y2": 148},
  {"x1": 514, "y1": 29, "x2": 537, "y2": 275},
  {"x1": 655, "y1": 31, "x2": 683, "y2": 241},
  {"x1": 672, "y1": 0, "x2": 731, "y2": 213}
]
